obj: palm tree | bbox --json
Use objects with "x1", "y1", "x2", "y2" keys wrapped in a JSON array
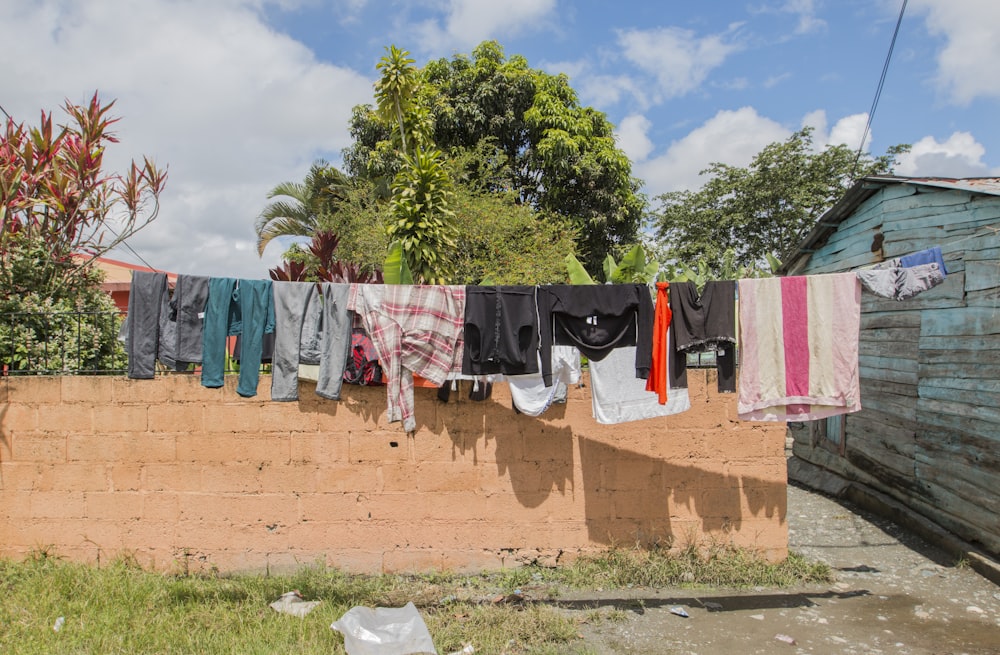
[{"x1": 255, "y1": 161, "x2": 350, "y2": 257}]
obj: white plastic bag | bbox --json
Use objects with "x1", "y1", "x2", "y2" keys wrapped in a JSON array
[{"x1": 331, "y1": 602, "x2": 438, "y2": 655}]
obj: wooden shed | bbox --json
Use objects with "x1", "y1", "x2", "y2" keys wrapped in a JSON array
[{"x1": 780, "y1": 175, "x2": 1000, "y2": 556}]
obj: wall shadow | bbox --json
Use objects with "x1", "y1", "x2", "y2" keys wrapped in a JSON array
[{"x1": 578, "y1": 436, "x2": 786, "y2": 547}]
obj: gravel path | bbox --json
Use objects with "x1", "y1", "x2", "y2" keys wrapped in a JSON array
[{"x1": 561, "y1": 482, "x2": 1000, "y2": 654}]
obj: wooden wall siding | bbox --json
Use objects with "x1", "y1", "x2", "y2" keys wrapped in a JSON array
[{"x1": 791, "y1": 184, "x2": 1000, "y2": 556}]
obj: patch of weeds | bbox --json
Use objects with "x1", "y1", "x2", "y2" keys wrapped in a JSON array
[{"x1": 554, "y1": 542, "x2": 832, "y2": 589}]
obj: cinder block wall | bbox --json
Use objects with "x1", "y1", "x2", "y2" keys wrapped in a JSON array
[{"x1": 0, "y1": 370, "x2": 788, "y2": 574}]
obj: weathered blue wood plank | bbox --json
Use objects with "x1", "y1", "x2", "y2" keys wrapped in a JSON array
[
  {"x1": 914, "y1": 457, "x2": 1000, "y2": 516},
  {"x1": 919, "y1": 306, "x2": 1000, "y2": 336},
  {"x1": 861, "y1": 311, "x2": 921, "y2": 329},
  {"x1": 919, "y1": 335, "x2": 1000, "y2": 351},
  {"x1": 918, "y1": 360, "x2": 1000, "y2": 380},
  {"x1": 859, "y1": 354, "x2": 919, "y2": 372},
  {"x1": 918, "y1": 383, "x2": 1000, "y2": 409},
  {"x1": 860, "y1": 365, "x2": 918, "y2": 386},
  {"x1": 861, "y1": 378, "x2": 917, "y2": 397},
  {"x1": 915, "y1": 427, "x2": 1000, "y2": 468},
  {"x1": 918, "y1": 405, "x2": 1000, "y2": 439},
  {"x1": 966, "y1": 288, "x2": 1000, "y2": 307},
  {"x1": 883, "y1": 188, "x2": 972, "y2": 211},
  {"x1": 860, "y1": 327, "x2": 920, "y2": 342},
  {"x1": 964, "y1": 261, "x2": 1000, "y2": 292},
  {"x1": 917, "y1": 395, "x2": 1000, "y2": 423},
  {"x1": 911, "y1": 479, "x2": 1000, "y2": 540}
]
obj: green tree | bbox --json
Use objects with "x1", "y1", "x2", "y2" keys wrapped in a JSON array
[
  {"x1": 254, "y1": 160, "x2": 350, "y2": 256},
  {"x1": 344, "y1": 40, "x2": 644, "y2": 274},
  {"x1": 450, "y1": 186, "x2": 578, "y2": 285},
  {"x1": 387, "y1": 147, "x2": 457, "y2": 284},
  {"x1": 0, "y1": 93, "x2": 166, "y2": 372},
  {"x1": 651, "y1": 127, "x2": 908, "y2": 275}
]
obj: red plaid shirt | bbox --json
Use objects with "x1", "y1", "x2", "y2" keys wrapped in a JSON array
[{"x1": 348, "y1": 284, "x2": 466, "y2": 432}]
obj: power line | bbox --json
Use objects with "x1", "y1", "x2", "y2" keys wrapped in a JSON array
[
  {"x1": 852, "y1": 0, "x2": 908, "y2": 180},
  {"x1": 0, "y1": 102, "x2": 12, "y2": 121}
]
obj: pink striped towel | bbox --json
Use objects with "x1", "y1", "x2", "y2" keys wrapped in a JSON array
[{"x1": 737, "y1": 273, "x2": 861, "y2": 422}]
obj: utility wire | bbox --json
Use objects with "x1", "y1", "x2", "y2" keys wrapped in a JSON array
[
  {"x1": 852, "y1": 0, "x2": 908, "y2": 180},
  {"x1": 0, "y1": 103, "x2": 11, "y2": 121}
]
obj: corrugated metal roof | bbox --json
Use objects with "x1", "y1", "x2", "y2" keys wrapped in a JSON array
[{"x1": 779, "y1": 175, "x2": 1000, "y2": 275}]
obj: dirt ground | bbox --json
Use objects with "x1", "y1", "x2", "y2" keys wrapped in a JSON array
[{"x1": 555, "y1": 481, "x2": 1000, "y2": 655}]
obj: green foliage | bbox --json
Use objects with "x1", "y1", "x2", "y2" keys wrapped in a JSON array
[
  {"x1": 383, "y1": 240, "x2": 414, "y2": 285},
  {"x1": 0, "y1": 94, "x2": 162, "y2": 373},
  {"x1": 449, "y1": 186, "x2": 578, "y2": 285},
  {"x1": 565, "y1": 253, "x2": 595, "y2": 285},
  {"x1": 374, "y1": 45, "x2": 420, "y2": 155},
  {"x1": 387, "y1": 147, "x2": 457, "y2": 284},
  {"x1": 662, "y1": 248, "x2": 780, "y2": 289},
  {"x1": 652, "y1": 127, "x2": 908, "y2": 276},
  {"x1": 603, "y1": 244, "x2": 660, "y2": 284},
  {"x1": 565, "y1": 243, "x2": 658, "y2": 285},
  {"x1": 345, "y1": 40, "x2": 644, "y2": 275},
  {"x1": 255, "y1": 161, "x2": 350, "y2": 257},
  {"x1": 1, "y1": 92, "x2": 166, "y2": 301},
  {"x1": 0, "y1": 234, "x2": 125, "y2": 373}
]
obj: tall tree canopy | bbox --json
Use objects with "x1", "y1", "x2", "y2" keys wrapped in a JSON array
[
  {"x1": 651, "y1": 128, "x2": 908, "y2": 275},
  {"x1": 344, "y1": 40, "x2": 644, "y2": 273}
]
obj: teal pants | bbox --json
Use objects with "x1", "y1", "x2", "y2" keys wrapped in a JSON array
[{"x1": 201, "y1": 278, "x2": 275, "y2": 397}]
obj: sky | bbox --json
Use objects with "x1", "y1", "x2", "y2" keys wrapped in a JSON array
[{"x1": 1, "y1": 0, "x2": 998, "y2": 279}]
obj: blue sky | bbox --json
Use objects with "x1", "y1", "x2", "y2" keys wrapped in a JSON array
[{"x1": 1, "y1": 0, "x2": 997, "y2": 278}]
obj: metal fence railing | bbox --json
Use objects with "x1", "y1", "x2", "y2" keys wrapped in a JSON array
[
  {"x1": 1, "y1": 311, "x2": 128, "y2": 375},
  {"x1": 0, "y1": 311, "x2": 255, "y2": 376}
]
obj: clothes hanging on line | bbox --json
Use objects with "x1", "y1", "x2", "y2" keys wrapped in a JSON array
[
  {"x1": 125, "y1": 270, "x2": 175, "y2": 379},
  {"x1": 668, "y1": 280, "x2": 737, "y2": 393},
  {"x1": 462, "y1": 285, "x2": 539, "y2": 376},
  {"x1": 508, "y1": 345, "x2": 582, "y2": 417},
  {"x1": 170, "y1": 274, "x2": 210, "y2": 365},
  {"x1": 536, "y1": 284, "x2": 653, "y2": 387},
  {"x1": 348, "y1": 284, "x2": 465, "y2": 433},
  {"x1": 737, "y1": 272, "x2": 861, "y2": 422},
  {"x1": 857, "y1": 262, "x2": 946, "y2": 301},
  {"x1": 590, "y1": 341, "x2": 690, "y2": 424},
  {"x1": 271, "y1": 281, "x2": 353, "y2": 401},
  {"x1": 645, "y1": 281, "x2": 672, "y2": 404},
  {"x1": 201, "y1": 278, "x2": 275, "y2": 398}
]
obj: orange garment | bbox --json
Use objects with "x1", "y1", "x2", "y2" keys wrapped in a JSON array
[{"x1": 645, "y1": 281, "x2": 672, "y2": 404}]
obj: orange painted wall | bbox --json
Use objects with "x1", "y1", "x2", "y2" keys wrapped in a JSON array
[{"x1": 0, "y1": 371, "x2": 787, "y2": 574}]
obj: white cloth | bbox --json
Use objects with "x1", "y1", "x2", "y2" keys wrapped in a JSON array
[
  {"x1": 508, "y1": 345, "x2": 581, "y2": 417},
  {"x1": 589, "y1": 345, "x2": 690, "y2": 424}
]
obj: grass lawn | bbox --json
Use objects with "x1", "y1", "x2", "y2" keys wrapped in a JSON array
[{"x1": 0, "y1": 545, "x2": 830, "y2": 654}]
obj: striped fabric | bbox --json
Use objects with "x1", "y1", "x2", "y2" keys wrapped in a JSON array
[
  {"x1": 348, "y1": 284, "x2": 466, "y2": 432},
  {"x1": 737, "y1": 273, "x2": 861, "y2": 422}
]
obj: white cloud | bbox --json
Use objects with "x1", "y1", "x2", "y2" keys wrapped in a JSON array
[
  {"x1": 0, "y1": 0, "x2": 374, "y2": 279},
  {"x1": 578, "y1": 74, "x2": 652, "y2": 110},
  {"x1": 828, "y1": 114, "x2": 869, "y2": 152},
  {"x1": 635, "y1": 107, "x2": 789, "y2": 196},
  {"x1": 617, "y1": 26, "x2": 741, "y2": 100},
  {"x1": 616, "y1": 115, "x2": 654, "y2": 163},
  {"x1": 802, "y1": 110, "x2": 868, "y2": 151},
  {"x1": 911, "y1": 0, "x2": 1000, "y2": 104},
  {"x1": 783, "y1": 0, "x2": 826, "y2": 34},
  {"x1": 538, "y1": 58, "x2": 588, "y2": 82},
  {"x1": 895, "y1": 132, "x2": 996, "y2": 177},
  {"x1": 414, "y1": 0, "x2": 556, "y2": 51}
]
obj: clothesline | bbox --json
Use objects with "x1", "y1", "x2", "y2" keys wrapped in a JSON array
[{"x1": 124, "y1": 247, "x2": 947, "y2": 431}]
